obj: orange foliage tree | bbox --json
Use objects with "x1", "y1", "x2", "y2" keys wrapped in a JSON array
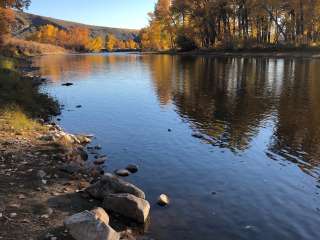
[
  {"x1": 30, "y1": 24, "x2": 104, "y2": 52},
  {"x1": 0, "y1": 0, "x2": 30, "y2": 47}
]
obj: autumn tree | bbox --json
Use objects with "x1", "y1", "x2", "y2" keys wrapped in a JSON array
[
  {"x1": 141, "y1": 0, "x2": 320, "y2": 51},
  {"x1": 0, "y1": 0, "x2": 31, "y2": 47},
  {"x1": 105, "y1": 34, "x2": 117, "y2": 51},
  {"x1": 30, "y1": 24, "x2": 104, "y2": 52},
  {"x1": 86, "y1": 36, "x2": 104, "y2": 52}
]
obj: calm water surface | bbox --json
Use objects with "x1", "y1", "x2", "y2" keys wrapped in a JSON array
[{"x1": 34, "y1": 53, "x2": 320, "y2": 240}]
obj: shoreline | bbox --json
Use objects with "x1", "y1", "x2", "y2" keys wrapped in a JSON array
[
  {"x1": 0, "y1": 57, "x2": 150, "y2": 240},
  {"x1": 142, "y1": 48, "x2": 320, "y2": 58}
]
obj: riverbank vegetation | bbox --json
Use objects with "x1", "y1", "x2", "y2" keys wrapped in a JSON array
[
  {"x1": 140, "y1": 0, "x2": 320, "y2": 51},
  {"x1": 0, "y1": 56, "x2": 59, "y2": 126}
]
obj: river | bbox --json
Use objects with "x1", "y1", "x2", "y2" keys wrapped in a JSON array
[{"x1": 34, "y1": 53, "x2": 320, "y2": 240}]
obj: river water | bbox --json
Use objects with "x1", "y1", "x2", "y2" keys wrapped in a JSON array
[{"x1": 34, "y1": 53, "x2": 320, "y2": 240}]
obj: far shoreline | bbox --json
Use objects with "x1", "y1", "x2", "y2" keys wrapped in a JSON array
[{"x1": 141, "y1": 48, "x2": 320, "y2": 58}]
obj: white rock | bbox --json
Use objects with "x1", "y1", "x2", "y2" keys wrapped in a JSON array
[
  {"x1": 158, "y1": 194, "x2": 170, "y2": 206},
  {"x1": 64, "y1": 209, "x2": 119, "y2": 240}
]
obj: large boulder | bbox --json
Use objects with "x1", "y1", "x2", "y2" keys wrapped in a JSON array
[
  {"x1": 103, "y1": 193, "x2": 150, "y2": 224},
  {"x1": 91, "y1": 207, "x2": 110, "y2": 225},
  {"x1": 86, "y1": 173, "x2": 145, "y2": 200},
  {"x1": 64, "y1": 208, "x2": 119, "y2": 240}
]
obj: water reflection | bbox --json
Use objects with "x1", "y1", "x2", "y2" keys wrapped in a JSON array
[
  {"x1": 35, "y1": 53, "x2": 320, "y2": 240},
  {"x1": 146, "y1": 55, "x2": 320, "y2": 175},
  {"x1": 35, "y1": 54, "x2": 320, "y2": 176},
  {"x1": 35, "y1": 54, "x2": 140, "y2": 82}
]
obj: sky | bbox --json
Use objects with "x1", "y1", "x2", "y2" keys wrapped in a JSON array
[{"x1": 26, "y1": 0, "x2": 157, "y2": 29}]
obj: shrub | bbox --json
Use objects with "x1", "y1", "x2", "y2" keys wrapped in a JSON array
[{"x1": 176, "y1": 34, "x2": 197, "y2": 52}]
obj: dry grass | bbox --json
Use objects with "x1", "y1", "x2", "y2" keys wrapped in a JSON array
[
  {"x1": 0, "y1": 106, "x2": 45, "y2": 134},
  {"x1": 3, "y1": 37, "x2": 68, "y2": 57}
]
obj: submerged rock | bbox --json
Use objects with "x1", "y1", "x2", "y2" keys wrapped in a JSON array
[
  {"x1": 126, "y1": 164, "x2": 138, "y2": 174},
  {"x1": 192, "y1": 133, "x2": 204, "y2": 139},
  {"x1": 103, "y1": 193, "x2": 150, "y2": 223},
  {"x1": 64, "y1": 208, "x2": 119, "y2": 240},
  {"x1": 86, "y1": 173, "x2": 145, "y2": 200},
  {"x1": 62, "y1": 82, "x2": 73, "y2": 86},
  {"x1": 158, "y1": 194, "x2": 170, "y2": 206},
  {"x1": 115, "y1": 169, "x2": 131, "y2": 177},
  {"x1": 94, "y1": 157, "x2": 107, "y2": 165},
  {"x1": 94, "y1": 145, "x2": 102, "y2": 150}
]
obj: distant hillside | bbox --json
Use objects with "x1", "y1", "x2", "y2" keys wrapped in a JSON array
[{"x1": 12, "y1": 11, "x2": 139, "y2": 41}]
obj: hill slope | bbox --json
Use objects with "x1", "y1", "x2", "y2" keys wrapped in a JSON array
[{"x1": 12, "y1": 11, "x2": 139, "y2": 40}]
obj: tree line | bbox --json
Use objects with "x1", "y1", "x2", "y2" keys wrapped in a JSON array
[
  {"x1": 29, "y1": 24, "x2": 139, "y2": 52},
  {"x1": 140, "y1": 0, "x2": 320, "y2": 51}
]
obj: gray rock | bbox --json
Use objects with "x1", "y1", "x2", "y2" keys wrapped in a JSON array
[
  {"x1": 115, "y1": 169, "x2": 131, "y2": 177},
  {"x1": 76, "y1": 147, "x2": 88, "y2": 161},
  {"x1": 94, "y1": 145, "x2": 102, "y2": 150},
  {"x1": 60, "y1": 162, "x2": 82, "y2": 174},
  {"x1": 103, "y1": 193, "x2": 150, "y2": 223},
  {"x1": 39, "y1": 135, "x2": 55, "y2": 142},
  {"x1": 86, "y1": 173, "x2": 145, "y2": 200},
  {"x1": 126, "y1": 164, "x2": 138, "y2": 173},
  {"x1": 94, "y1": 157, "x2": 107, "y2": 165},
  {"x1": 37, "y1": 170, "x2": 46, "y2": 179},
  {"x1": 64, "y1": 209, "x2": 119, "y2": 240}
]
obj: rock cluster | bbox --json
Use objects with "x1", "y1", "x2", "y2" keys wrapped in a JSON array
[
  {"x1": 64, "y1": 174, "x2": 150, "y2": 240},
  {"x1": 39, "y1": 123, "x2": 153, "y2": 239}
]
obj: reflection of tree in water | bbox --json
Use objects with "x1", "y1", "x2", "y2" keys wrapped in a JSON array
[
  {"x1": 148, "y1": 55, "x2": 320, "y2": 173},
  {"x1": 149, "y1": 56, "x2": 278, "y2": 151},
  {"x1": 33, "y1": 54, "x2": 139, "y2": 82},
  {"x1": 269, "y1": 59, "x2": 320, "y2": 175}
]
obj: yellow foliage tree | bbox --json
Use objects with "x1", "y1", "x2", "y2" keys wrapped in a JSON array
[
  {"x1": 86, "y1": 36, "x2": 104, "y2": 52},
  {"x1": 105, "y1": 34, "x2": 117, "y2": 51}
]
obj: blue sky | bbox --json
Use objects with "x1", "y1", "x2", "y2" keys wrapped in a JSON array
[{"x1": 26, "y1": 0, "x2": 157, "y2": 29}]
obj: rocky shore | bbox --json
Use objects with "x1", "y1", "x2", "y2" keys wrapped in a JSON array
[{"x1": 0, "y1": 60, "x2": 158, "y2": 240}]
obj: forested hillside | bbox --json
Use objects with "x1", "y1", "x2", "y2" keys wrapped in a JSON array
[{"x1": 12, "y1": 11, "x2": 139, "y2": 41}]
